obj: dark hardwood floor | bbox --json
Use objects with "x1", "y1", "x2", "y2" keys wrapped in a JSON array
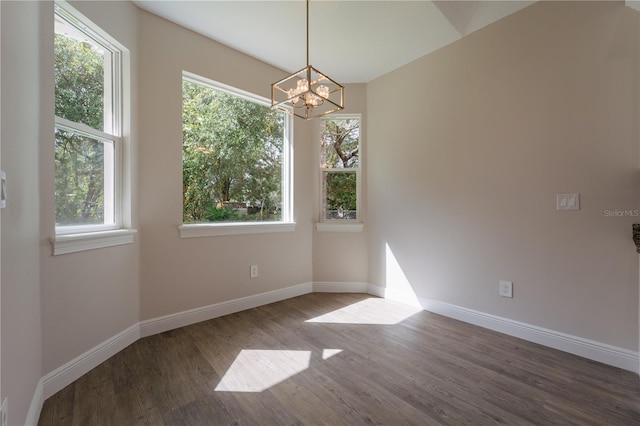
[{"x1": 38, "y1": 293, "x2": 640, "y2": 425}]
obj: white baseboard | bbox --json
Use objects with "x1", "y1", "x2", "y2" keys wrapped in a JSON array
[
  {"x1": 313, "y1": 281, "x2": 369, "y2": 293},
  {"x1": 378, "y1": 285, "x2": 422, "y2": 307},
  {"x1": 139, "y1": 282, "x2": 313, "y2": 338},
  {"x1": 366, "y1": 283, "x2": 386, "y2": 297},
  {"x1": 311, "y1": 282, "x2": 388, "y2": 299},
  {"x1": 42, "y1": 324, "x2": 140, "y2": 399},
  {"x1": 420, "y1": 298, "x2": 640, "y2": 373},
  {"x1": 25, "y1": 379, "x2": 44, "y2": 426}
]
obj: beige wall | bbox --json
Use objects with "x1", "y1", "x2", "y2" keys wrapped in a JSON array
[
  {"x1": 137, "y1": 10, "x2": 314, "y2": 320},
  {"x1": 312, "y1": 83, "x2": 369, "y2": 283},
  {"x1": 1, "y1": 1, "x2": 44, "y2": 424},
  {"x1": 367, "y1": 1, "x2": 639, "y2": 350},
  {"x1": 39, "y1": 0, "x2": 141, "y2": 376}
]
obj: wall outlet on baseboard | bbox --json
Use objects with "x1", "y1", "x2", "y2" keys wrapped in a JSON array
[
  {"x1": 1, "y1": 397, "x2": 8, "y2": 426},
  {"x1": 499, "y1": 280, "x2": 513, "y2": 298},
  {"x1": 250, "y1": 264, "x2": 258, "y2": 279}
]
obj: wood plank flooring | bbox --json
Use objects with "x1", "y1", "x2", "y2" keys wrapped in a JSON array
[{"x1": 38, "y1": 293, "x2": 640, "y2": 425}]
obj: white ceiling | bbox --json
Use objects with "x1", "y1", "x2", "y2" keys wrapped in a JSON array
[{"x1": 132, "y1": 1, "x2": 536, "y2": 83}]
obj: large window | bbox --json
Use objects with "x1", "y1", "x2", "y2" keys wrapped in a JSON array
[
  {"x1": 54, "y1": 2, "x2": 121, "y2": 234},
  {"x1": 182, "y1": 72, "x2": 292, "y2": 227},
  {"x1": 320, "y1": 116, "x2": 361, "y2": 222}
]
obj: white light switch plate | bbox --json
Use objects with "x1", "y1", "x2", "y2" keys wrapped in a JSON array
[
  {"x1": 556, "y1": 193, "x2": 579, "y2": 211},
  {"x1": 1, "y1": 397, "x2": 8, "y2": 426},
  {"x1": 0, "y1": 170, "x2": 5, "y2": 208}
]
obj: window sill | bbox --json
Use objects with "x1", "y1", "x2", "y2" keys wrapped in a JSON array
[
  {"x1": 179, "y1": 222, "x2": 296, "y2": 238},
  {"x1": 51, "y1": 229, "x2": 137, "y2": 255},
  {"x1": 316, "y1": 222, "x2": 364, "y2": 233}
]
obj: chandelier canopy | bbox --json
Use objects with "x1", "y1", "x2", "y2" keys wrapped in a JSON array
[{"x1": 271, "y1": 0, "x2": 344, "y2": 120}]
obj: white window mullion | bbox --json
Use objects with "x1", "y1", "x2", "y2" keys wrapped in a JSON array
[
  {"x1": 103, "y1": 140, "x2": 115, "y2": 225},
  {"x1": 55, "y1": 116, "x2": 117, "y2": 143},
  {"x1": 103, "y1": 49, "x2": 113, "y2": 134},
  {"x1": 282, "y1": 114, "x2": 294, "y2": 223}
]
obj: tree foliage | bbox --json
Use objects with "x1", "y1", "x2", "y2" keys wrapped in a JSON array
[
  {"x1": 182, "y1": 80, "x2": 284, "y2": 223},
  {"x1": 321, "y1": 118, "x2": 359, "y2": 169},
  {"x1": 326, "y1": 172, "x2": 357, "y2": 218},
  {"x1": 54, "y1": 33, "x2": 108, "y2": 225},
  {"x1": 321, "y1": 118, "x2": 360, "y2": 218}
]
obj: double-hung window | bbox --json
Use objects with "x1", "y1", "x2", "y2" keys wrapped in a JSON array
[
  {"x1": 319, "y1": 115, "x2": 363, "y2": 231},
  {"x1": 180, "y1": 72, "x2": 294, "y2": 238},
  {"x1": 53, "y1": 1, "x2": 133, "y2": 253}
]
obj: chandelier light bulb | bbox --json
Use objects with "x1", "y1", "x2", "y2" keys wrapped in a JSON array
[
  {"x1": 304, "y1": 92, "x2": 319, "y2": 106},
  {"x1": 317, "y1": 85, "x2": 329, "y2": 99},
  {"x1": 297, "y1": 79, "x2": 309, "y2": 93},
  {"x1": 287, "y1": 88, "x2": 299, "y2": 105}
]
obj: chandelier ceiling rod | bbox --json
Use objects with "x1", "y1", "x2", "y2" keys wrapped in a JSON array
[{"x1": 306, "y1": 0, "x2": 309, "y2": 67}]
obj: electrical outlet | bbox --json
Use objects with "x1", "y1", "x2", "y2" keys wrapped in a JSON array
[
  {"x1": 499, "y1": 280, "x2": 513, "y2": 298},
  {"x1": 250, "y1": 264, "x2": 258, "y2": 279},
  {"x1": 1, "y1": 397, "x2": 8, "y2": 426}
]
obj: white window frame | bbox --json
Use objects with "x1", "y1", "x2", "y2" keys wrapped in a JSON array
[
  {"x1": 179, "y1": 71, "x2": 295, "y2": 238},
  {"x1": 317, "y1": 114, "x2": 363, "y2": 233},
  {"x1": 51, "y1": 1, "x2": 134, "y2": 254}
]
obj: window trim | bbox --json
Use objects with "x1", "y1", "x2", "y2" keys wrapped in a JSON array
[
  {"x1": 179, "y1": 222, "x2": 296, "y2": 238},
  {"x1": 316, "y1": 222, "x2": 364, "y2": 233},
  {"x1": 180, "y1": 71, "x2": 295, "y2": 236},
  {"x1": 318, "y1": 114, "x2": 363, "y2": 229},
  {"x1": 52, "y1": 0, "x2": 134, "y2": 253},
  {"x1": 52, "y1": 229, "x2": 137, "y2": 255}
]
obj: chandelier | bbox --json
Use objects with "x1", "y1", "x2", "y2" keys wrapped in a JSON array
[{"x1": 271, "y1": 0, "x2": 344, "y2": 120}]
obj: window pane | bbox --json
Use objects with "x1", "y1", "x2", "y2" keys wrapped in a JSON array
[
  {"x1": 54, "y1": 24, "x2": 107, "y2": 131},
  {"x1": 320, "y1": 118, "x2": 360, "y2": 169},
  {"x1": 55, "y1": 128, "x2": 113, "y2": 226},
  {"x1": 182, "y1": 79, "x2": 286, "y2": 223},
  {"x1": 323, "y1": 172, "x2": 357, "y2": 220}
]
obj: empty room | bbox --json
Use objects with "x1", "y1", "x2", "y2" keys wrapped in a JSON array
[{"x1": 1, "y1": 0, "x2": 640, "y2": 425}]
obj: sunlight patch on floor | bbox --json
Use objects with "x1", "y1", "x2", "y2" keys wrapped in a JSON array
[
  {"x1": 305, "y1": 297, "x2": 422, "y2": 325},
  {"x1": 322, "y1": 349, "x2": 343, "y2": 360},
  {"x1": 215, "y1": 349, "x2": 311, "y2": 392}
]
